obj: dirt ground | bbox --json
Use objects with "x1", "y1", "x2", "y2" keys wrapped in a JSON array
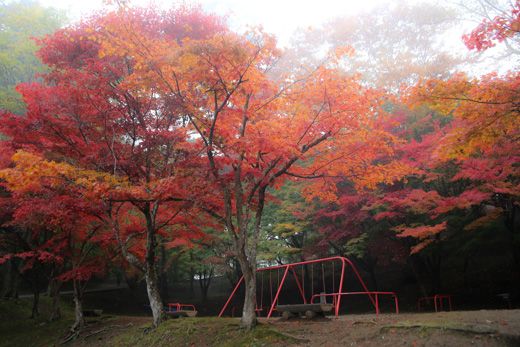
[
  {"x1": 72, "y1": 309, "x2": 520, "y2": 346},
  {"x1": 261, "y1": 310, "x2": 520, "y2": 346}
]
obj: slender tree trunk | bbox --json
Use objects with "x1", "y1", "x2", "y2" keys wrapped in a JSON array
[
  {"x1": 189, "y1": 252, "x2": 195, "y2": 297},
  {"x1": 49, "y1": 279, "x2": 62, "y2": 321},
  {"x1": 199, "y1": 268, "x2": 213, "y2": 302},
  {"x1": 71, "y1": 280, "x2": 84, "y2": 332},
  {"x1": 408, "y1": 256, "x2": 428, "y2": 297},
  {"x1": 2, "y1": 259, "x2": 20, "y2": 298},
  {"x1": 31, "y1": 290, "x2": 40, "y2": 318},
  {"x1": 1, "y1": 260, "x2": 12, "y2": 298},
  {"x1": 189, "y1": 268, "x2": 195, "y2": 296}
]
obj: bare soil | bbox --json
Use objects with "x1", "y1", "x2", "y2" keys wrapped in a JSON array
[
  {"x1": 70, "y1": 309, "x2": 520, "y2": 346},
  {"x1": 261, "y1": 309, "x2": 520, "y2": 346}
]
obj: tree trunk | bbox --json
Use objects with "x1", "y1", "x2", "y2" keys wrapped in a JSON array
[
  {"x1": 71, "y1": 280, "x2": 84, "y2": 332},
  {"x1": 408, "y1": 256, "x2": 428, "y2": 297},
  {"x1": 189, "y1": 267, "x2": 195, "y2": 297},
  {"x1": 2, "y1": 259, "x2": 20, "y2": 298},
  {"x1": 1, "y1": 259, "x2": 12, "y2": 298},
  {"x1": 158, "y1": 243, "x2": 169, "y2": 301},
  {"x1": 142, "y1": 203, "x2": 164, "y2": 328},
  {"x1": 31, "y1": 290, "x2": 40, "y2": 318},
  {"x1": 145, "y1": 266, "x2": 164, "y2": 328},
  {"x1": 49, "y1": 279, "x2": 62, "y2": 321},
  {"x1": 189, "y1": 252, "x2": 195, "y2": 297},
  {"x1": 199, "y1": 268, "x2": 213, "y2": 302},
  {"x1": 236, "y1": 252, "x2": 257, "y2": 330}
]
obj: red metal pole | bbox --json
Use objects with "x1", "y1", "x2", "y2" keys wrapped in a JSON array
[
  {"x1": 434, "y1": 295, "x2": 439, "y2": 312},
  {"x1": 218, "y1": 276, "x2": 244, "y2": 317},
  {"x1": 335, "y1": 258, "x2": 346, "y2": 316},
  {"x1": 394, "y1": 295, "x2": 399, "y2": 314},
  {"x1": 375, "y1": 294, "x2": 379, "y2": 315},
  {"x1": 267, "y1": 266, "x2": 289, "y2": 318},
  {"x1": 290, "y1": 267, "x2": 307, "y2": 304}
]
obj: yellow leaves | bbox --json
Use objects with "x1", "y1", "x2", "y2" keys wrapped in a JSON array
[
  {"x1": 355, "y1": 161, "x2": 417, "y2": 190},
  {"x1": 405, "y1": 72, "x2": 520, "y2": 160},
  {"x1": 0, "y1": 151, "x2": 127, "y2": 198},
  {"x1": 0, "y1": 151, "x2": 75, "y2": 192}
]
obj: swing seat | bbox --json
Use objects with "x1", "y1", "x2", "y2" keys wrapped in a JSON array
[{"x1": 276, "y1": 303, "x2": 334, "y2": 316}]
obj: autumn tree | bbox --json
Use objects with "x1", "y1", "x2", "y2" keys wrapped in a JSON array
[
  {"x1": 97, "y1": 3, "x2": 407, "y2": 329},
  {"x1": 461, "y1": 0, "x2": 520, "y2": 54},
  {"x1": 0, "y1": 5, "x2": 225, "y2": 328},
  {"x1": 0, "y1": 151, "x2": 115, "y2": 331},
  {"x1": 400, "y1": 72, "x2": 519, "y2": 286}
]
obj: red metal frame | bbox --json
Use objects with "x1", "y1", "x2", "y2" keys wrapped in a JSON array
[
  {"x1": 417, "y1": 294, "x2": 452, "y2": 312},
  {"x1": 310, "y1": 291, "x2": 399, "y2": 315},
  {"x1": 218, "y1": 256, "x2": 389, "y2": 319},
  {"x1": 167, "y1": 302, "x2": 197, "y2": 312}
]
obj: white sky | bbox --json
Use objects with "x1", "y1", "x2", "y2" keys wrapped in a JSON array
[
  {"x1": 40, "y1": 0, "x2": 424, "y2": 46},
  {"x1": 37, "y1": 0, "x2": 513, "y2": 74}
]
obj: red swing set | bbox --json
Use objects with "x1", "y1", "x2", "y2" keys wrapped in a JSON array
[{"x1": 218, "y1": 256, "x2": 399, "y2": 318}]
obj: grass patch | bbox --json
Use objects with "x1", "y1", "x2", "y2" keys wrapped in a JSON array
[
  {"x1": 0, "y1": 296, "x2": 74, "y2": 347},
  {"x1": 110, "y1": 317, "x2": 301, "y2": 347}
]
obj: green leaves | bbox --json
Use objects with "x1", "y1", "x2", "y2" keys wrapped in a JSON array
[{"x1": 0, "y1": 0, "x2": 65, "y2": 113}]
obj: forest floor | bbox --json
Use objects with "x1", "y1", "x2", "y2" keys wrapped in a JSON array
[{"x1": 2, "y1": 298, "x2": 520, "y2": 346}]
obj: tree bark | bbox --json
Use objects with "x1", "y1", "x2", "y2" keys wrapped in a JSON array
[
  {"x1": 31, "y1": 290, "x2": 40, "y2": 318},
  {"x1": 238, "y1": 258, "x2": 257, "y2": 330},
  {"x1": 2, "y1": 259, "x2": 20, "y2": 298},
  {"x1": 113, "y1": 202, "x2": 165, "y2": 328},
  {"x1": 145, "y1": 265, "x2": 164, "y2": 328},
  {"x1": 143, "y1": 204, "x2": 164, "y2": 328},
  {"x1": 49, "y1": 279, "x2": 62, "y2": 321},
  {"x1": 198, "y1": 267, "x2": 213, "y2": 302},
  {"x1": 71, "y1": 280, "x2": 84, "y2": 332},
  {"x1": 1, "y1": 259, "x2": 12, "y2": 298}
]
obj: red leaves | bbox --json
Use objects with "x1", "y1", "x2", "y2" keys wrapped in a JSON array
[
  {"x1": 463, "y1": 1, "x2": 520, "y2": 51},
  {"x1": 396, "y1": 221, "x2": 447, "y2": 239},
  {"x1": 395, "y1": 222, "x2": 447, "y2": 255},
  {"x1": 57, "y1": 263, "x2": 105, "y2": 282}
]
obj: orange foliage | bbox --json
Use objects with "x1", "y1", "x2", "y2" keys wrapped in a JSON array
[{"x1": 406, "y1": 72, "x2": 519, "y2": 160}]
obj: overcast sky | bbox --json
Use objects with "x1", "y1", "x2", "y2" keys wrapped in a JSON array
[
  {"x1": 39, "y1": 0, "x2": 437, "y2": 46},
  {"x1": 35, "y1": 0, "x2": 513, "y2": 74}
]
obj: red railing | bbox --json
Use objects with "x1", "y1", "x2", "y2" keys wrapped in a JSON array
[{"x1": 417, "y1": 294, "x2": 452, "y2": 312}]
